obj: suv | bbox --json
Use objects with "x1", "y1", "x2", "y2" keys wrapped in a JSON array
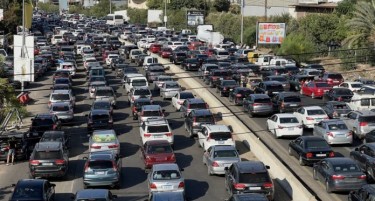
[
  {"x1": 169, "y1": 52, "x2": 187, "y2": 65},
  {"x1": 216, "y1": 80, "x2": 239, "y2": 97},
  {"x1": 29, "y1": 114, "x2": 61, "y2": 137},
  {"x1": 254, "y1": 81, "x2": 285, "y2": 97},
  {"x1": 271, "y1": 92, "x2": 301, "y2": 113},
  {"x1": 197, "y1": 125, "x2": 234, "y2": 151},
  {"x1": 49, "y1": 102, "x2": 74, "y2": 122},
  {"x1": 74, "y1": 189, "x2": 118, "y2": 201},
  {"x1": 138, "y1": 105, "x2": 165, "y2": 123},
  {"x1": 86, "y1": 109, "x2": 113, "y2": 133},
  {"x1": 342, "y1": 110, "x2": 375, "y2": 139},
  {"x1": 243, "y1": 94, "x2": 273, "y2": 117},
  {"x1": 83, "y1": 151, "x2": 122, "y2": 189},
  {"x1": 225, "y1": 161, "x2": 274, "y2": 200},
  {"x1": 139, "y1": 118, "x2": 174, "y2": 147},
  {"x1": 48, "y1": 90, "x2": 75, "y2": 109},
  {"x1": 321, "y1": 72, "x2": 344, "y2": 87},
  {"x1": 180, "y1": 98, "x2": 209, "y2": 117},
  {"x1": 29, "y1": 141, "x2": 69, "y2": 179},
  {"x1": 128, "y1": 86, "x2": 152, "y2": 106},
  {"x1": 184, "y1": 109, "x2": 216, "y2": 138}
]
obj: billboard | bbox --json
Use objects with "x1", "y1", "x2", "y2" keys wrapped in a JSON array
[
  {"x1": 187, "y1": 10, "x2": 204, "y2": 26},
  {"x1": 257, "y1": 22, "x2": 286, "y2": 45},
  {"x1": 59, "y1": 0, "x2": 68, "y2": 11},
  {"x1": 13, "y1": 35, "x2": 34, "y2": 82},
  {"x1": 147, "y1": 10, "x2": 162, "y2": 23}
]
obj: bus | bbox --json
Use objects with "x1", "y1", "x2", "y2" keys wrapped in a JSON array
[{"x1": 106, "y1": 14, "x2": 124, "y2": 25}]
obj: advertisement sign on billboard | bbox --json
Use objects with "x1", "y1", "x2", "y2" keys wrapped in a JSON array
[
  {"x1": 187, "y1": 10, "x2": 204, "y2": 26},
  {"x1": 13, "y1": 35, "x2": 34, "y2": 82},
  {"x1": 148, "y1": 10, "x2": 162, "y2": 23},
  {"x1": 59, "y1": 0, "x2": 68, "y2": 11},
  {"x1": 257, "y1": 22, "x2": 286, "y2": 45}
]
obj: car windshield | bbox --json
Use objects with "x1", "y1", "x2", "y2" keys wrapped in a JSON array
[
  {"x1": 190, "y1": 103, "x2": 207, "y2": 109},
  {"x1": 280, "y1": 117, "x2": 299, "y2": 124},
  {"x1": 12, "y1": 185, "x2": 42, "y2": 199},
  {"x1": 147, "y1": 125, "x2": 169, "y2": 133},
  {"x1": 166, "y1": 83, "x2": 180, "y2": 88},
  {"x1": 93, "y1": 102, "x2": 110, "y2": 110},
  {"x1": 333, "y1": 104, "x2": 350, "y2": 109},
  {"x1": 332, "y1": 163, "x2": 361, "y2": 173},
  {"x1": 180, "y1": 93, "x2": 194, "y2": 99},
  {"x1": 53, "y1": 85, "x2": 69, "y2": 90},
  {"x1": 92, "y1": 114, "x2": 109, "y2": 121},
  {"x1": 305, "y1": 140, "x2": 330, "y2": 149},
  {"x1": 51, "y1": 94, "x2": 70, "y2": 101},
  {"x1": 88, "y1": 160, "x2": 113, "y2": 169},
  {"x1": 210, "y1": 132, "x2": 232, "y2": 140},
  {"x1": 134, "y1": 89, "x2": 150, "y2": 96},
  {"x1": 32, "y1": 119, "x2": 53, "y2": 126},
  {"x1": 328, "y1": 124, "x2": 348, "y2": 130},
  {"x1": 153, "y1": 170, "x2": 181, "y2": 180},
  {"x1": 307, "y1": 109, "x2": 325, "y2": 115},
  {"x1": 213, "y1": 71, "x2": 230, "y2": 76},
  {"x1": 148, "y1": 144, "x2": 173, "y2": 154},
  {"x1": 34, "y1": 151, "x2": 62, "y2": 160},
  {"x1": 92, "y1": 133, "x2": 116, "y2": 143},
  {"x1": 90, "y1": 77, "x2": 105, "y2": 82},
  {"x1": 52, "y1": 105, "x2": 69, "y2": 111},
  {"x1": 214, "y1": 150, "x2": 238, "y2": 158},
  {"x1": 96, "y1": 89, "x2": 113, "y2": 97},
  {"x1": 223, "y1": 80, "x2": 237, "y2": 86},
  {"x1": 239, "y1": 172, "x2": 270, "y2": 183},
  {"x1": 267, "y1": 84, "x2": 284, "y2": 91},
  {"x1": 315, "y1": 83, "x2": 329, "y2": 87},
  {"x1": 132, "y1": 79, "x2": 147, "y2": 86}
]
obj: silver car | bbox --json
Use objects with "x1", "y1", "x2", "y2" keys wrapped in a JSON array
[
  {"x1": 160, "y1": 81, "x2": 181, "y2": 100},
  {"x1": 148, "y1": 163, "x2": 185, "y2": 195},
  {"x1": 88, "y1": 81, "x2": 107, "y2": 99},
  {"x1": 203, "y1": 145, "x2": 241, "y2": 175},
  {"x1": 154, "y1": 75, "x2": 174, "y2": 91},
  {"x1": 49, "y1": 102, "x2": 74, "y2": 122},
  {"x1": 313, "y1": 119, "x2": 353, "y2": 145},
  {"x1": 89, "y1": 130, "x2": 120, "y2": 155},
  {"x1": 94, "y1": 86, "x2": 117, "y2": 108},
  {"x1": 128, "y1": 86, "x2": 152, "y2": 105}
]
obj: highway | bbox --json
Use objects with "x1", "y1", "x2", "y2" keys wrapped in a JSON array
[{"x1": 0, "y1": 55, "x2": 291, "y2": 200}]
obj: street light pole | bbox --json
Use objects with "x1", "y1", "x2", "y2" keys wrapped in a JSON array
[
  {"x1": 110, "y1": 0, "x2": 112, "y2": 14},
  {"x1": 240, "y1": 0, "x2": 244, "y2": 46},
  {"x1": 164, "y1": 0, "x2": 167, "y2": 27}
]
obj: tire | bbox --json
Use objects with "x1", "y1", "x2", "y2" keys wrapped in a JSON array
[
  {"x1": 299, "y1": 155, "x2": 305, "y2": 166},
  {"x1": 325, "y1": 181, "x2": 331, "y2": 193},
  {"x1": 313, "y1": 168, "x2": 318, "y2": 180}
]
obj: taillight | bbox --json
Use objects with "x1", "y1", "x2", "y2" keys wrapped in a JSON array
[
  {"x1": 212, "y1": 161, "x2": 219, "y2": 167},
  {"x1": 329, "y1": 151, "x2": 335, "y2": 157},
  {"x1": 306, "y1": 152, "x2": 313, "y2": 158},
  {"x1": 55, "y1": 159, "x2": 65, "y2": 165},
  {"x1": 306, "y1": 117, "x2": 314, "y2": 120},
  {"x1": 165, "y1": 132, "x2": 172, "y2": 137},
  {"x1": 91, "y1": 145, "x2": 101, "y2": 149},
  {"x1": 178, "y1": 182, "x2": 185, "y2": 188},
  {"x1": 108, "y1": 144, "x2": 119, "y2": 148},
  {"x1": 360, "y1": 122, "x2": 368, "y2": 127},
  {"x1": 347, "y1": 131, "x2": 353, "y2": 136},
  {"x1": 326, "y1": 132, "x2": 334, "y2": 137},
  {"x1": 112, "y1": 161, "x2": 118, "y2": 171},
  {"x1": 144, "y1": 133, "x2": 151, "y2": 137},
  {"x1": 233, "y1": 183, "x2": 246, "y2": 190},
  {"x1": 84, "y1": 162, "x2": 89, "y2": 172},
  {"x1": 235, "y1": 94, "x2": 242, "y2": 98},
  {"x1": 150, "y1": 183, "x2": 157, "y2": 189},
  {"x1": 263, "y1": 182, "x2": 273, "y2": 189},
  {"x1": 332, "y1": 175, "x2": 345, "y2": 180},
  {"x1": 29, "y1": 160, "x2": 40, "y2": 165},
  {"x1": 358, "y1": 175, "x2": 367, "y2": 180}
]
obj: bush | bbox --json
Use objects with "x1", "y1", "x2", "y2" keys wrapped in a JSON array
[
  {"x1": 127, "y1": 8, "x2": 148, "y2": 24},
  {"x1": 277, "y1": 32, "x2": 317, "y2": 64}
]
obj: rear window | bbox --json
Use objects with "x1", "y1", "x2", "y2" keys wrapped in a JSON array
[
  {"x1": 359, "y1": 98, "x2": 375, "y2": 106},
  {"x1": 152, "y1": 170, "x2": 181, "y2": 180},
  {"x1": 134, "y1": 89, "x2": 150, "y2": 95},
  {"x1": 254, "y1": 98, "x2": 271, "y2": 103},
  {"x1": 305, "y1": 140, "x2": 330, "y2": 149},
  {"x1": 132, "y1": 79, "x2": 147, "y2": 86},
  {"x1": 34, "y1": 151, "x2": 62, "y2": 160},
  {"x1": 328, "y1": 124, "x2": 348, "y2": 130},
  {"x1": 306, "y1": 109, "x2": 325, "y2": 115},
  {"x1": 335, "y1": 89, "x2": 353, "y2": 95},
  {"x1": 52, "y1": 105, "x2": 69, "y2": 111},
  {"x1": 279, "y1": 117, "x2": 299, "y2": 124},
  {"x1": 190, "y1": 103, "x2": 207, "y2": 109},
  {"x1": 143, "y1": 111, "x2": 161, "y2": 116},
  {"x1": 214, "y1": 150, "x2": 238, "y2": 158},
  {"x1": 333, "y1": 104, "x2": 350, "y2": 109},
  {"x1": 359, "y1": 116, "x2": 375, "y2": 123},
  {"x1": 148, "y1": 144, "x2": 173, "y2": 153},
  {"x1": 93, "y1": 102, "x2": 110, "y2": 110},
  {"x1": 51, "y1": 94, "x2": 70, "y2": 101},
  {"x1": 88, "y1": 160, "x2": 113, "y2": 169},
  {"x1": 283, "y1": 96, "x2": 301, "y2": 102},
  {"x1": 267, "y1": 84, "x2": 284, "y2": 91},
  {"x1": 147, "y1": 125, "x2": 169, "y2": 133},
  {"x1": 315, "y1": 83, "x2": 329, "y2": 88},
  {"x1": 33, "y1": 118, "x2": 53, "y2": 126},
  {"x1": 210, "y1": 132, "x2": 232, "y2": 140},
  {"x1": 96, "y1": 89, "x2": 113, "y2": 96},
  {"x1": 239, "y1": 172, "x2": 270, "y2": 183},
  {"x1": 333, "y1": 164, "x2": 361, "y2": 173},
  {"x1": 166, "y1": 83, "x2": 180, "y2": 88}
]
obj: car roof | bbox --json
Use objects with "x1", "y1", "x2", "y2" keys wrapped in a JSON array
[
  {"x1": 187, "y1": 98, "x2": 205, "y2": 104},
  {"x1": 235, "y1": 161, "x2": 267, "y2": 173},
  {"x1": 250, "y1": 94, "x2": 270, "y2": 99},
  {"x1": 96, "y1": 86, "x2": 112, "y2": 90},
  {"x1": 51, "y1": 90, "x2": 70, "y2": 94},
  {"x1": 153, "y1": 163, "x2": 179, "y2": 171},
  {"x1": 262, "y1": 81, "x2": 283, "y2": 85},
  {"x1": 275, "y1": 113, "x2": 297, "y2": 118},
  {"x1": 205, "y1": 125, "x2": 230, "y2": 132},
  {"x1": 212, "y1": 145, "x2": 237, "y2": 151},
  {"x1": 16, "y1": 179, "x2": 45, "y2": 187},
  {"x1": 76, "y1": 189, "x2": 109, "y2": 199},
  {"x1": 192, "y1": 109, "x2": 212, "y2": 116},
  {"x1": 91, "y1": 109, "x2": 110, "y2": 115},
  {"x1": 302, "y1": 106, "x2": 323, "y2": 110}
]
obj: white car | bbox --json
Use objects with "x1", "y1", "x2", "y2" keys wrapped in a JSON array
[
  {"x1": 139, "y1": 117, "x2": 174, "y2": 146},
  {"x1": 105, "y1": 54, "x2": 119, "y2": 66},
  {"x1": 197, "y1": 125, "x2": 235, "y2": 151},
  {"x1": 171, "y1": 91, "x2": 195, "y2": 111},
  {"x1": 293, "y1": 106, "x2": 329, "y2": 129},
  {"x1": 266, "y1": 113, "x2": 303, "y2": 138},
  {"x1": 89, "y1": 130, "x2": 120, "y2": 155},
  {"x1": 335, "y1": 81, "x2": 363, "y2": 92}
]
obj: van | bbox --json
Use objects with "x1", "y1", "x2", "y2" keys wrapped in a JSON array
[
  {"x1": 123, "y1": 73, "x2": 148, "y2": 93},
  {"x1": 269, "y1": 58, "x2": 295, "y2": 67},
  {"x1": 348, "y1": 91, "x2": 375, "y2": 111},
  {"x1": 142, "y1": 56, "x2": 159, "y2": 70},
  {"x1": 255, "y1": 54, "x2": 274, "y2": 66}
]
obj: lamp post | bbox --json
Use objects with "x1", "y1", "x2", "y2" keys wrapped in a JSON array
[
  {"x1": 240, "y1": 0, "x2": 244, "y2": 46},
  {"x1": 109, "y1": 0, "x2": 112, "y2": 14},
  {"x1": 164, "y1": 0, "x2": 167, "y2": 27}
]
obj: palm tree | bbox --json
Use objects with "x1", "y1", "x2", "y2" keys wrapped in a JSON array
[{"x1": 343, "y1": 0, "x2": 375, "y2": 48}]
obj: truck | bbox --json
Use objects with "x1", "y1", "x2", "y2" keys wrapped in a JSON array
[
  {"x1": 113, "y1": 10, "x2": 129, "y2": 22},
  {"x1": 196, "y1": 25, "x2": 224, "y2": 47}
]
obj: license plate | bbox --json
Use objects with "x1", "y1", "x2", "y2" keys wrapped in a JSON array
[
  {"x1": 249, "y1": 187, "x2": 261, "y2": 190},
  {"x1": 154, "y1": 135, "x2": 163, "y2": 138},
  {"x1": 288, "y1": 127, "x2": 294, "y2": 131},
  {"x1": 290, "y1": 104, "x2": 297, "y2": 106},
  {"x1": 162, "y1": 185, "x2": 173, "y2": 190},
  {"x1": 95, "y1": 171, "x2": 105, "y2": 175},
  {"x1": 345, "y1": 178, "x2": 357, "y2": 182},
  {"x1": 218, "y1": 141, "x2": 225, "y2": 144},
  {"x1": 43, "y1": 163, "x2": 53, "y2": 166},
  {"x1": 316, "y1": 154, "x2": 326, "y2": 157}
]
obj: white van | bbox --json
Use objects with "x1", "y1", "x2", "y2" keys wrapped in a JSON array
[
  {"x1": 123, "y1": 73, "x2": 149, "y2": 93},
  {"x1": 142, "y1": 56, "x2": 159, "y2": 70},
  {"x1": 51, "y1": 35, "x2": 63, "y2": 45},
  {"x1": 58, "y1": 62, "x2": 76, "y2": 76},
  {"x1": 269, "y1": 58, "x2": 296, "y2": 67},
  {"x1": 255, "y1": 55, "x2": 274, "y2": 66},
  {"x1": 76, "y1": 44, "x2": 91, "y2": 55},
  {"x1": 348, "y1": 91, "x2": 375, "y2": 111}
]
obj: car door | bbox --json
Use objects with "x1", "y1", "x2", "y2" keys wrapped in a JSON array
[
  {"x1": 198, "y1": 127, "x2": 208, "y2": 147},
  {"x1": 203, "y1": 146, "x2": 213, "y2": 165},
  {"x1": 344, "y1": 112, "x2": 357, "y2": 130},
  {"x1": 267, "y1": 115, "x2": 276, "y2": 133},
  {"x1": 313, "y1": 121, "x2": 324, "y2": 137},
  {"x1": 317, "y1": 160, "x2": 329, "y2": 182}
]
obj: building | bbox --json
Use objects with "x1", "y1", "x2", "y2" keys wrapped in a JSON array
[{"x1": 289, "y1": 0, "x2": 342, "y2": 18}]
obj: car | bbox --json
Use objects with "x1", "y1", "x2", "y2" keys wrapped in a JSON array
[
  {"x1": 94, "y1": 86, "x2": 117, "y2": 108},
  {"x1": 40, "y1": 131, "x2": 70, "y2": 150},
  {"x1": 313, "y1": 157, "x2": 367, "y2": 193},
  {"x1": 226, "y1": 193, "x2": 269, "y2": 201},
  {"x1": 29, "y1": 141, "x2": 69, "y2": 179},
  {"x1": 313, "y1": 119, "x2": 353, "y2": 145},
  {"x1": 263, "y1": 75, "x2": 290, "y2": 90},
  {"x1": 197, "y1": 125, "x2": 234, "y2": 151},
  {"x1": 48, "y1": 90, "x2": 76, "y2": 109},
  {"x1": 228, "y1": 87, "x2": 253, "y2": 105},
  {"x1": 89, "y1": 81, "x2": 107, "y2": 99},
  {"x1": 149, "y1": 191, "x2": 187, "y2": 201},
  {"x1": 364, "y1": 130, "x2": 375, "y2": 143},
  {"x1": 337, "y1": 81, "x2": 363, "y2": 92},
  {"x1": 171, "y1": 91, "x2": 195, "y2": 111},
  {"x1": 342, "y1": 110, "x2": 375, "y2": 140},
  {"x1": 216, "y1": 79, "x2": 239, "y2": 97},
  {"x1": 140, "y1": 118, "x2": 174, "y2": 146},
  {"x1": 86, "y1": 109, "x2": 114, "y2": 133},
  {"x1": 148, "y1": 163, "x2": 185, "y2": 195},
  {"x1": 141, "y1": 140, "x2": 176, "y2": 170},
  {"x1": 73, "y1": 189, "x2": 118, "y2": 201},
  {"x1": 271, "y1": 92, "x2": 301, "y2": 113},
  {"x1": 154, "y1": 75, "x2": 174, "y2": 91},
  {"x1": 184, "y1": 109, "x2": 216, "y2": 138},
  {"x1": 288, "y1": 136, "x2": 334, "y2": 166},
  {"x1": 300, "y1": 81, "x2": 331, "y2": 99},
  {"x1": 203, "y1": 145, "x2": 240, "y2": 176},
  {"x1": 138, "y1": 105, "x2": 165, "y2": 123},
  {"x1": 348, "y1": 184, "x2": 375, "y2": 201},
  {"x1": 170, "y1": 52, "x2": 187, "y2": 64},
  {"x1": 128, "y1": 86, "x2": 152, "y2": 105},
  {"x1": 206, "y1": 69, "x2": 232, "y2": 88},
  {"x1": 181, "y1": 58, "x2": 200, "y2": 71},
  {"x1": 9, "y1": 179, "x2": 56, "y2": 201},
  {"x1": 242, "y1": 94, "x2": 273, "y2": 117},
  {"x1": 350, "y1": 143, "x2": 375, "y2": 182},
  {"x1": 53, "y1": 77, "x2": 72, "y2": 87},
  {"x1": 92, "y1": 100, "x2": 113, "y2": 115},
  {"x1": 145, "y1": 64, "x2": 166, "y2": 83},
  {"x1": 159, "y1": 47, "x2": 173, "y2": 58},
  {"x1": 160, "y1": 81, "x2": 181, "y2": 100},
  {"x1": 180, "y1": 98, "x2": 209, "y2": 117},
  {"x1": 123, "y1": 73, "x2": 148, "y2": 92},
  {"x1": 321, "y1": 72, "x2": 344, "y2": 87},
  {"x1": 89, "y1": 130, "x2": 120, "y2": 155},
  {"x1": 323, "y1": 87, "x2": 354, "y2": 102},
  {"x1": 322, "y1": 101, "x2": 352, "y2": 119},
  {"x1": 199, "y1": 63, "x2": 219, "y2": 80},
  {"x1": 29, "y1": 114, "x2": 61, "y2": 137},
  {"x1": 49, "y1": 102, "x2": 74, "y2": 122},
  {"x1": 132, "y1": 98, "x2": 153, "y2": 120},
  {"x1": 266, "y1": 113, "x2": 303, "y2": 138},
  {"x1": 83, "y1": 151, "x2": 122, "y2": 189},
  {"x1": 293, "y1": 106, "x2": 329, "y2": 129},
  {"x1": 224, "y1": 161, "x2": 274, "y2": 200}
]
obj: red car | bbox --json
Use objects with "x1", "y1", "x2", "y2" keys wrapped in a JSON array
[
  {"x1": 159, "y1": 47, "x2": 173, "y2": 58},
  {"x1": 141, "y1": 140, "x2": 176, "y2": 169},
  {"x1": 300, "y1": 81, "x2": 332, "y2": 98},
  {"x1": 149, "y1": 44, "x2": 162, "y2": 54}
]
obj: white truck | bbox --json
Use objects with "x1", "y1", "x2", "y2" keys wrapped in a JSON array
[
  {"x1": 196, "y1": 25, "x2": 224, "y2": 47},
  {"x1": 114, "y1": 10, "x2": 129, "y2": 22}
]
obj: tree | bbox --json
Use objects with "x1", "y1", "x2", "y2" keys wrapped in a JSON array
[
  {"x1": 90, "y1": 0, "x2": 114, "y2": 18},
  {"x1": 127, "y1": 8, "x2": 148, "y2": 24},
  {"x1": 147, "y1": 0, "x2": 163, "y2": 9},
  {"x1": 277, "y1": 32, "x2": 317, "y2": 64},
  {"x1": 1, "y1": 2, "x2": 22, "y2": 34},
  {"x1": 343, "y1": 0, "x2": 375, "y2": 48},
  {"x1": 213, "y1": 0, "x2": 230, "y2": 12},
  {"x1": 37, "y1": 2, "x2": 59, "y2": 13}
]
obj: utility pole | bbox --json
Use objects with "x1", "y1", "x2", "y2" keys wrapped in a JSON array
[
  {"x1": 264, "y1": 0, "x2": 268, "y2": 20},
  {"x1": 110, "y1": 0, "x2": 112, "y2": 14},
  {"x1": 240, "y1": 0, "x2": 244, "y2": 45},
  {"x1": 164, "y1": 0, "x2": 167, "y2": 27}
]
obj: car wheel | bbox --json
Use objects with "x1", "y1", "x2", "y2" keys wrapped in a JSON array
[
  {"x1": 299, "y1": 155, "x2": 305, "y2": 166},
  {"x1": 311, "y1": 92, "x2": 315, "y2": 99},
  {"x1": 313, "y1": 168, "x2": 318, "y2": 180},
  {"x1": 288, "y1": 146, "x2": 292, "y2": 156},
  {"x1": 325, "y1": 181, "x2": 331, "y2": 193}
]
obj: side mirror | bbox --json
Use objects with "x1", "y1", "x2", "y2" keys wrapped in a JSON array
[{"x1": 265, "y1": 165, "x2": 270, "y2": 169}]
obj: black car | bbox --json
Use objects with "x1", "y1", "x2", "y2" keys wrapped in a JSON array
[
  {"x1": 40, "y1": 131, "x2": 70, "y2": 150},
  {"x1": 322, "y1": 101, "x2": 352, "y2": 119},
  {"x1": 348, "y1": 184, "x2": 375, "y2": 201},
  {"x1": 10, "y1": 179, "x2": 55, "y2": 201},
  {"x1": 29, "y1": 141, "x2": 69, "y2": 179},
  {"x1": 181, "y1": 58, "x2": 200, "y2": 71},
  {"x1": 86, "y1": 109, "x2": 113, "y2": 133},
  {"x1": 169, "y1": 52, "x2": 187, "y2": 65},
  {"x1": 323, "y1": 88, "x2": 354, "y2": 102},
  {"x1": 225, "y1": 161, "x2": 274, "y2": 200},
  {"x1": 29, "y1": 114, "x2": 61, "y2": 138},
  {"x1": 184, "y1": 109, "x2": 215, "y2": 138},
  {"x1": 216, "y1": 79, "x2": 239, "y2": 97},
  {"x1": 271, "y1": 92, "x2": 301, "y2": 113},
  {"x1": 110, "y1": 57, "x2": 126, "y2": 71},
  {"x1": 254, "y1": 81, "x2": 285, "y2": 97},
  {"x1": 350, "y1": 143, "x2": 375, "y2": 181},
  {"x1": 206, "y1": 69, "x2": 233, "y2": 88},
  {"x1": 288, "y1": 136, "x2": 334, "y2": 166},
  {"x1": 0, "y1": 131, "x2": 29, "y2": 162},
  {"x1": 226, "y1": 194, "x2": 269, "y2": 201},
  {"x1": 228, "y1": 87, "x2": 253, "y2": 105},
  {"x1": 180, "y1": 98, "x2": 209, "y2": 117}
]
